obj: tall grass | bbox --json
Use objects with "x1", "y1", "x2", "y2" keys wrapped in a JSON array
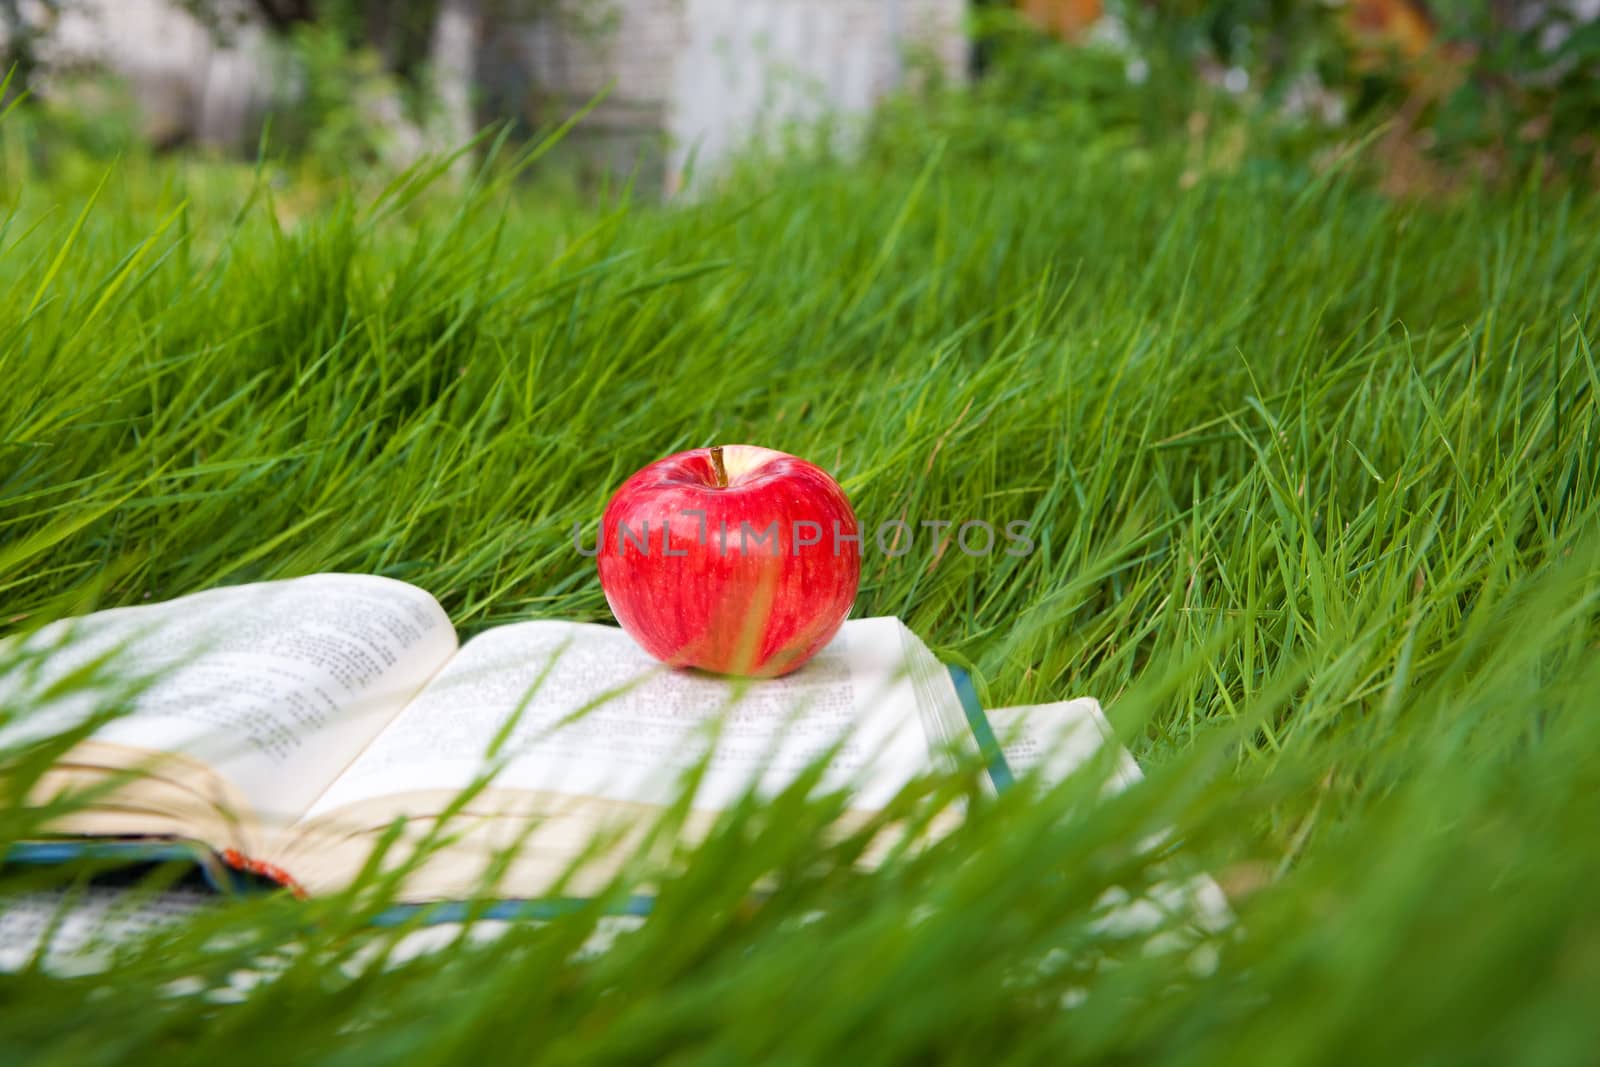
[{"x1": 2, "y1": 83, "x2": 1598, "y2": 1064}]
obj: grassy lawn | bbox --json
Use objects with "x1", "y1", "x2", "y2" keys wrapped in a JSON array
[{"x1": 2, "y1": 94, "x2": 1598, "y2": 1063}]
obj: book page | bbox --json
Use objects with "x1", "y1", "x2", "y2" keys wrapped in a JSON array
[
  {"x1": 1, "y1": 574, "x2": 458, "y2": 827},
  {"x1": 304, "y1": 617, "x2": 931, "y2": 823},
  {"x1": 986, "y1": 700, "x2": 1235, "y2": 943},
  {"x1": 986, "y1": 699, "x2": 1143, "y2": 793},
  {"x1": 0, "y1": 888, "x2": 214, "y2": 978}
]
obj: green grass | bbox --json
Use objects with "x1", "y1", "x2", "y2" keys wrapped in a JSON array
[{"x1": 2, "y1": 90, "x2": 1599, "y2": 1065}]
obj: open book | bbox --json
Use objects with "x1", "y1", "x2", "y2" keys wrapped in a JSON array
[{"x1": 2, "y1": 575, "x2": 985, "y2": 903}]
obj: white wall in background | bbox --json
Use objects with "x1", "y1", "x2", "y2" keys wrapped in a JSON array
[
  {"x1": 36, "y1": 0, "x2": 277, "y2": 149},
  {"x1": 511, "y1": 0, "x2": 967, "y2": 196},
  {"x1": 10, "y1": 0, "x2": 969, "y2": 185},
  {"x1": 665, "y1": 0, "x2": 967, "y2": 194},
  {"x1": 667, "y1": 0, "x2": 874, "y2": 192}
]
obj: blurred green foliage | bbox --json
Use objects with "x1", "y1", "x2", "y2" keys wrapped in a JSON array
[
  {"x1": 976, "y1": 1, "x2": 1600, "y2": 188},
  {"x1": 273, "y1": 22, "x2": 417, "y2": 170},
  {"x1": 1426, "y1": 4, "x2": 1600, "y2": 179},
  {"x1": 1123, "y1": 0, "x2": 1600, "y2": 185}
]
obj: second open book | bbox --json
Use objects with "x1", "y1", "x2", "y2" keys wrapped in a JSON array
[{"x1": 8, "y1": 575, "x2": 988, "y2": 902}]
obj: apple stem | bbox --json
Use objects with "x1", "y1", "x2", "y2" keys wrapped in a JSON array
[{"x1": 710, "y1": 445, "x2": 728, "y2": 488}]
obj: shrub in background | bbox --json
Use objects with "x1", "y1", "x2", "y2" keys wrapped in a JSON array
[{"x1": 1006, "y1": 0, "x2": 1600, "y2": 189}]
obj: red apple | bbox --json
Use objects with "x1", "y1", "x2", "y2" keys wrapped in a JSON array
[{"x1": 597, "y1": 445, "x2": 860, "y2": 678}]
